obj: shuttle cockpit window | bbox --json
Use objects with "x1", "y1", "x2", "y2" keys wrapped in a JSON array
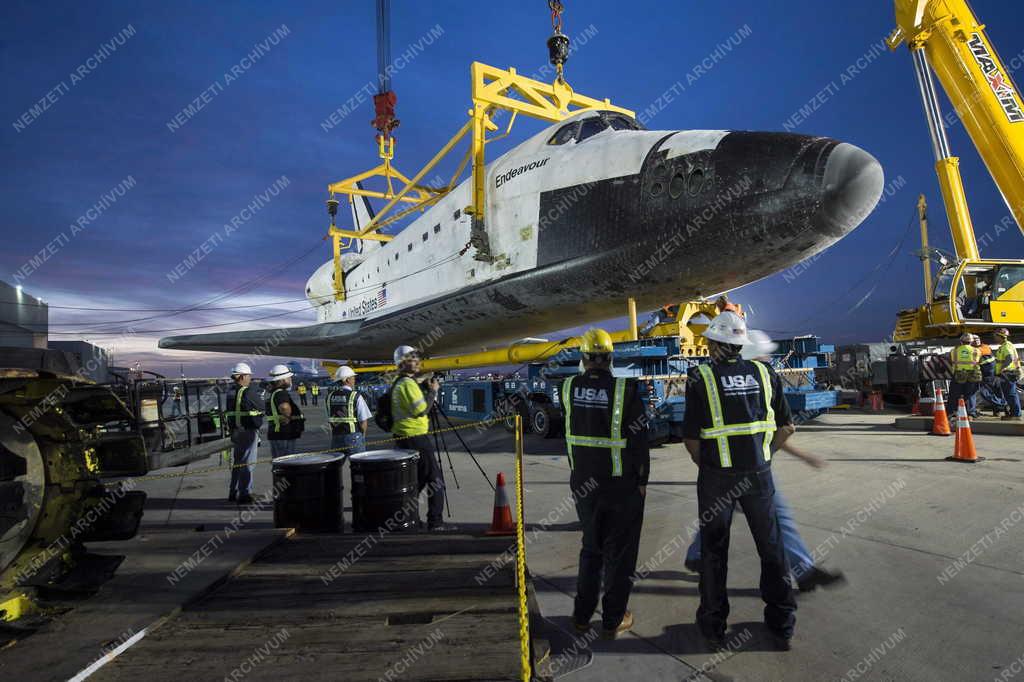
[
  {"x1": 576, "y1": 117, "x2": 609, "y2": 142},
  {"x1": 548, "y1": 121, "x2": 579, "y2": 145},
  {"x1": 604, "y1": 113, "x2": 645, "y2": 130}
]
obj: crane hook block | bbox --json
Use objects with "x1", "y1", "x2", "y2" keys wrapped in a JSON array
[
  {"x1": 372, "y1": 91, "x2": 400, "y2": 136},
  {"x1": 547, "y1": 32, "x2": 569, "y2": 69}
]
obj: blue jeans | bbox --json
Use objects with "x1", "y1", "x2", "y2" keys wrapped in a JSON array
[
  {"x1": 947, "y1": 381, "x2": 979, "y2": 417},
  {"x1": 1001, "y1": 375, "x2": 1022, "y2": 417},
  {"x1": 229, "y1": 430, "x2": 259, "y2": 496},
  {"x1": 270, "y1": 439, "x2": 298, "y2": 459},
  {"x1": 331, "y1": 431, "x2": 365, "y2": 455},
  {"x1": 978, "y1": 377, "x2": 1007, "y2": 412},
  {"x1": 687, "y1": 488, "x2": 815, "y2": 580}
]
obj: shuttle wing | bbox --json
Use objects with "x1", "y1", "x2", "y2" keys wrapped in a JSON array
[{"x1": 158, "y1": 321, "x2": 369, "y2": 359}]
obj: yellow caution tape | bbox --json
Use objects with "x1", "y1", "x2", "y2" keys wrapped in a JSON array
[{"x1": 514, "y1": 414, "x2": 531, "y2": 682}]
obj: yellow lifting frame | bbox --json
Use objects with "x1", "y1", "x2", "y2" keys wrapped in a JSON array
[
  {"x1": 321, "y1": 61, "x2": 633, "y2": 301},
  {"x1": 337, "y1": 299, "x2": 716, "y2": 375}
]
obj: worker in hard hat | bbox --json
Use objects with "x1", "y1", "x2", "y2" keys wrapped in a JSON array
[
  {"x1": 974, "y1": 334, "x2": 1006, "y2": 417},
  {"x1": 562, "y1": 328, "x2": 649, "y2": 640},
  {"x1": 993, "y1": 328, "x2": 1021, "y2": 420},
  {"x1": 947, "y1": 333, "x2": 982, "y2": 418},
  {"x1": 327, "y1": 366, "x2": 371, "y2": 455},
  {"x1": 297, "y1": 382, "x2": 308, "y2": 406},
  {"x1": 682, "y1": 311, "x2": 796, "y2": 650},
  {"x1": 225, "y1": 362, "x2": 264, "y2": 504},
  {"x1": 391, "y1": 345, "x2": 453, "y2": 532},
  {"x1": 311, "y1": 382, "x2": 320, "y2": 406},
  {"x1": 684, "y1": 329, "x2": 844, "y2": 593},
  {"x1": 266, "y1": 364, "x2": 305, "y2": 459}
]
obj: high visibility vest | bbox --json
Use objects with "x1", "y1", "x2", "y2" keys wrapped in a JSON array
[
  {"x1": 995, "y1": 340, "x2": 1021, "y2": 374},
  {"x1": 696, "y1": 361, "x2": 775, "y2": 468},
  {"x1": 225, "y1": 386, "x2": 261, "y2": 430},
  {"x1": 267, "y1": 388, "x2": 304, "y2": 433},
  {"x1": 297, "y1": 385, "x2": 307, "y2": 395},
  {"x1": 951, "y1": 345, "x2": 981, "y2": 372},
  {"x1": 311, "y1": 384, "x2": 320, "y2": 395},
  {"x1": 561, "y1": 376, "x2": 628, "y2": 477},
  {"x1": 328, "y1": 388, "x2": 359, "y2": 431}
]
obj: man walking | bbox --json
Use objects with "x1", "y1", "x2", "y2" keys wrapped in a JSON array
[
  {"x1": 225, "y1": 362, "x2": 264, "y2": 504},
  {"x1": 993, "y1": 328, "x2": 1021, "y2": 421},
  {"x1": 311, "y1": 382, "x2": 320, "y2": 406},
  {"x1": 682, "y1": 311, "x2": 797, "y2": 650},
  {"x1": 391, "y1": 345, "x2": 454, "y2": 532},
  {"x1": 327, "y1": 366, "x2": 371, "y2": 455},
  {"x1": 297, "y1": 382, "x2": 308, "y2": 406},
  {"x1": 266, "y1": 364, "x2": 304, "y2": 459},
  {"x1": 561, "y1": 328, "x2": 649, "y2": 640}
]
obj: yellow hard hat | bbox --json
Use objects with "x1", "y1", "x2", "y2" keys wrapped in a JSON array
[{"x1": 579, "y1": 328, "x2": 614, "y2": 354}]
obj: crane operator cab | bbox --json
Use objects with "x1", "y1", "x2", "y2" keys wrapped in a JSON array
[{"x1": 898, "y1": 259, "x2": 1024, "y2": 340}]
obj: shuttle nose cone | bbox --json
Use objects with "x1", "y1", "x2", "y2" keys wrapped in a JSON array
[{"x1": 816, "y1": 142, "x2": 884, "y2": 238}]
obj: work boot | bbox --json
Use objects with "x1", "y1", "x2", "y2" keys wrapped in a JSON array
[
  {"x1": 601, "y1": 611, "x2": 633, "y2": 640},
  {"x1": 699, "y1": 626, "x2": 726, "y2": 651},
  {"x1": 684, "y1": 558, "x2": 701, "y2": 574},
  {"x1": 771, "y1": 631, "x2": 793, "y2": 651},
  {"x1": 573, "y1": 619, "x2": 592, "y2": 634},
  {"x1": 797, "y1": 567, "x2": 846, "y2": 592},
  {"x1": 428, "y1": 523, "x2": 459, "y2": 533}
]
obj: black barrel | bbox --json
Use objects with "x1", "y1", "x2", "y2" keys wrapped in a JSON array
[
  {"x1": 272, "y1": 453, "x2": 345, "y2": 532},
  {"x1": 349, "y1": 449, "x2": 420, "y2": 532}
]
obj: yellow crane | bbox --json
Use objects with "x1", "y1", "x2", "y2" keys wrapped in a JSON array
[{"x1": 889, "y1": 0, "x2": 1024, "y2": 341}]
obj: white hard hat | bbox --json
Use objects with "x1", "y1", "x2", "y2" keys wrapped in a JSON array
[
  {"x1": 230, "y1": 362, "x2": 252, "y2": 376},
  {"x1": 334, "y1": 365, "x2": 356, "y2": 381},
  {"x1": 393, "y1": 345, "x2": 418, "y2": 365},
  {"x1": 268, "y1": 364, "x2": 294, "y2": 380},
  {"x1": 702, "y1": 311, "x2": 753, "y2": 345},
  {"x1": 741, "y1": 329, "x2": 778, "y2": 360}
]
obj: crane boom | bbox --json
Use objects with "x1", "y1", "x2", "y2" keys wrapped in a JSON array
[{"x1": 890, "y1": 0, "x2": 1024, "y2": 245}]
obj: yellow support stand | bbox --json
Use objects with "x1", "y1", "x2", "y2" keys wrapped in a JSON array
[{"x1": 0, "y1": 591, "x2": 34, "y2": 621}]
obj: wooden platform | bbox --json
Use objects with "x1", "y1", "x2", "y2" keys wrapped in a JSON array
[{"x1": 91, "y1": 534, "x2": 523, "y2": 681}]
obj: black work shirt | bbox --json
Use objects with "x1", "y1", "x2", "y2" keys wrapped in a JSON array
[
  {"x1": 561, "y1": 369, "x2": 650, "y2": 488},
  {"x1": 228, "y1": 384, "x2": 264, "y2": 431},
  {"x1": 682, "y1": 359, "x2": 792, "y2": 470}
]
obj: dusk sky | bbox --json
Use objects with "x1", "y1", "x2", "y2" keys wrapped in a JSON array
[{"x1": 3, "y1": 0, "x2": 1024, "y2": 378}]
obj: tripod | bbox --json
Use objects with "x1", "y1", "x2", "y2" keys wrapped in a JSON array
[{"x1": 428, "y1": 402, "x2": 495, "y2": 518}]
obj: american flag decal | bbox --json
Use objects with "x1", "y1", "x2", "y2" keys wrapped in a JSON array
[{"x1": 376, "y1": 287, "x2": 387, "y2": 307}]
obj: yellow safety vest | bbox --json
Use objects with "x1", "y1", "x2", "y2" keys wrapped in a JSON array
[
  {"x1": 696, "y1": 361, "x2": 775, "y2": 468},
  {"x1": 951, "y1": 345, "x2": 981, "y2": 372},
  {"x1": 561, "y1": 376, "x2": 627, "y2": 476},
  {"x1": 995, "y1": 340, "x2": 1020, "y2": 374},
  {"x1": 225, "y1": 386, "x2": 262, "y2": 430},
  {"x1": 311, "y1": 384, "x2": 319, "y2": 395},
  {"x1": 297, "y1": 385, "x2": 307, "y2": 394}
]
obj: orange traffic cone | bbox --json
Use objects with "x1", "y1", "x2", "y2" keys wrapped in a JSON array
[
  {"x1": 931, "y1": 388, "x2": 951, "y2": 436},
  {"x1": 485, "y1": 472, "x2": 516, "y2": 536},
  {"x1": 948, "y1": 399, "x2": 984, "y2": 463}
]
